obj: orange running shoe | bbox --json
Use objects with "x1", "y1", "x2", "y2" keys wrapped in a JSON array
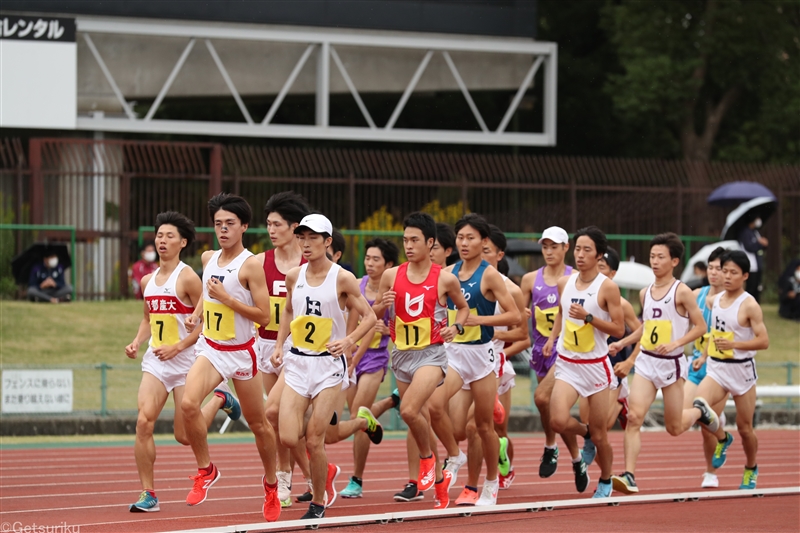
[
  {"x1": 493, "y1": 395, "x2": 506, "y2": 425},
  {"x1": 324, "y1": 463, "x2": 341, "y2": 508},
  {"x1": 417, "y1": 455, "x2": 436, "y2": 491},
  {"x1": 186, "y1": 464, "x2": 220, "y2": 506},
  {"x1": 262, "y1": 476, "x2": 281, "y2": 522},
  {"x1": 454, "y1": 486, "x2": 479, "y2": 506},
  {"x1": 434, "y1": 470, "x2": 454, "y2": 509}
]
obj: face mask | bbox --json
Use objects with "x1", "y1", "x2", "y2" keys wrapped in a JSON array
[
  {"x1": 795, "y1": 270, "x2": 800, "y2": 282},
  {"x1": 144, "y1": 251, "x2": 157, "y2": 262},
  {"x1": 47, "y1": 257, "x2": 59, "y2": 268},
  {"x1": 754, "y1": 218, "x2": 763, "y2": 229}
]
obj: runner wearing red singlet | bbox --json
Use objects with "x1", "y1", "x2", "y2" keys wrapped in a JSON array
[{"x1": 372, "y1": 212, "x2": 469, "y2": 505}]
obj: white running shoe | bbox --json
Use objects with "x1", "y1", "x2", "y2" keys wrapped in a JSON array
[
  {"x1": 475, "y1": 478, "x2": 499, "y2": 506},
  {"x1": 276, "y1": 471, "x2": 292, "y2": 507},
  {"x1": 701, "y1": 472, "x2": 719, "y2": 488},
  {"x1": 444, "y1": 450, "x2": 467, "y2": 486}
]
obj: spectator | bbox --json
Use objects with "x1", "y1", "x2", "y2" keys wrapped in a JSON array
[
  {"x1": 27, "y1": 249, "x2": 72, "y2": 303},
  {"x1": 130, "y1": 242, "x2": 158, "y2": 299},
  {"x1": 778, "y1": 259, "x2": 800, "y2": 321},
  {"x1": 738, "y1": 217, "x2": 768, "y2": 303}
]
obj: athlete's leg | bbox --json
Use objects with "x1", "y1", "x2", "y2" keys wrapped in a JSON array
[
  {"x1": 549, "y1": 379, "x2": 582, "y2": 436},
  {"x1": 181, "y1": 357, "x2": 225, "y2": 468},
  {"x1": 497, "y1": 388, "x2": 513, "y2": 463},
  {"x1": 350, "y1": 371, "x2": 384, "y2": 479},
  {"x1": 623, "y1": 374, "x2": 657, "y2": 474},
  {"x1": 464, "y1": 404, "x2": 481, "y2": 487},
  {"x1": 234, "y1": 374, "x2": 277, "y2": 483},
  {"x1": 684, "y1": 379, "x2": 719, "y2": 474},
  {"x1": 681, "y1": 376, "x2": 728, "y2": 439},
  {"x1": 449, "y1": 389, "x2": 473, "y2": 443},
  {"x1": 732, "y1": 387, "x2": 758, "y2": 468},
  {"x1": 662, "y1": 379, "x2": 686, "y2": 436},
  {"x1": 586, "y1": 388, "x2": 613, "y2": 480},
  {"x1": 308, "y1": 386, "x2": 344, "y2": 505},
  {"x1": 605, "y1": 386, "x2": 621, "y2": 430},
  {"x1": 470, "y1": 374, "x2": 500, "y2": 481},
  {"x1": 265, "y1": 372, "x2": 297, "y2": 473},
  {"x1": 428, "y1": 368, "x2": 464, "y2": 458},
  {"x1": 398, "y1": 366, "x2": 444, "y2": 458},
  {"x1": 135, "y1": 373, "x2": 169, "y2": 490},
  {"x1": 538, "y1": 367, "x2": 580, "y2": 458},
  {"x1": 578, "y1": 396, "x2": 589, "y2": 424}
]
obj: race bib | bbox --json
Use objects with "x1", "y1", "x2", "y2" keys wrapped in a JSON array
[
  {"x1": 641, "y1": 319, "x2": 672, "y2": 351},
  {"x1": 562, "y1": 320, "x2": 595, "y2": 353},
  {"x1": 394, "y1": 316, "x2": 432, "y2": 350},
  {"x1": 263, "y1": 296, "x2": 286, "y2": 332},
  {"x1": 150, "y1": 314, "x2": 180, "y2": 347},
  {"x1": 203, "y1": 300, "x2": 236, "y2": 341},
  {"x1": 708, "y1": 329, "x2": 735, "y2": 359},
  {"x1": 290, "y1": 315, "x2": 333, "y2": 353},
  {"x1": 534, "y1": 305, "x2": 559, "y2": 338},
  {"x1": 448, "y1": 308, "x2": 481, "y2": 343},
  {"x1": 694, "y1": 332, "x2": 710, "y2": 354},
  {"x1": 358, "y1": 329, "x2": 383, "y2": 349}
]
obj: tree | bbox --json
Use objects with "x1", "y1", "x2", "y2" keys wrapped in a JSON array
[{"x1": 601, "y1": 0, "x2": 800, "y2": 162}]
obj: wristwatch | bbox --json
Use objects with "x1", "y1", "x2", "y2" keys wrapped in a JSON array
[
  {"x1": 584, "y1": 314, "x2": 594, "y2": 324},
  {"x1": 454, "y1": 323, "x2": 465, "y2": 335}
]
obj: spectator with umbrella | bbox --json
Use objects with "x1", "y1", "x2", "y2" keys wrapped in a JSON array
[{"x1": 23, "y1": 244, "x2": 73, "y2": 303}]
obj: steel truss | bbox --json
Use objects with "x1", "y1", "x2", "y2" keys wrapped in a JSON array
[{"x1": 76, "y1": 18, "x2": 557, "y2": 146}]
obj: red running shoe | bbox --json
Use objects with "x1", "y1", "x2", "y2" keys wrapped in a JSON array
[
  {"x1": 499, "y1": 468, "x2": 516, "y2": 490},
  {"x1": 324, "y1": 463, "x2": 341, "y2": 508},
  {"x1": 418, "y1": 455, "x2": 436, "y2": 491},
  {"x1": 493, "y1": 395, "x2": 506, "y2": 425},
  {"x1": 186, "y1": 464, "x2": 220, "y2": 506},
  {"x1": 434, "y1": 470, "x2": 454, "y2": 509},
  {"x1": 262, "y1": 476, "x2": 281, "y2": 522}
]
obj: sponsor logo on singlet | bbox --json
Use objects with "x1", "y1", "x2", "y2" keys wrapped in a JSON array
[{"x1": 405, "y1": 293, "x2": 425, "y2": 317}]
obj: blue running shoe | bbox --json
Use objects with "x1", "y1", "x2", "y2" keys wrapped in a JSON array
[
  {"x1": 712, "y1": 432, "x2": 734, "y2": 469},
  {"x1": 340, "y1": 477, "x2": 363, "y2": 498},
  {"x1": 592, "y1": 481, "x2": 612, "y2": 498},
  {"x1": 214, "y1": 386, "x2": 241, "y2": 421},
  {"x1": 129, "y1": 490, "x2": 160, "y2": 512},
  {"x1": 498, "y1": 437, "x2": 511, "y2": 476},
  {"x1": 392, "y1": 388, "x2": 401, "y2": 410},
  {"x1": 739, "y1": 466, "x2": 758, "y2": 490},
  {"x1": 582, "y1": 436, "x2": 597, "y2": 467}
]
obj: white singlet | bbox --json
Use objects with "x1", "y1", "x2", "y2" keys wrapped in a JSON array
[
  {"x1": 289, "y1": 263, "x2": 347, "y2": 356},
  {"x1": 201, "y1": 249, "x2": 256, "y2": 346},
  {"x1": 710, "y1": 292, "x2": 756, "y2": 361},
  {"x1": 556, "y1": 272, "x2": 611, "y2": 361},
  {"x1": 639, "y1": 280, "x2": 691, "y2": 356}
]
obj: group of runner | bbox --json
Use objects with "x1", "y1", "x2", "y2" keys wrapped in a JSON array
[{"x1": 125, "y1": 191, "x2": 769, "y2": 521}]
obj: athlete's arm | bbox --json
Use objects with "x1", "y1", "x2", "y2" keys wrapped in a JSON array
[
  {"x1": 272, "y1": 268, "x2": 298, "y2": 368},
  {"x1": 466, "y1": 267, "x2": 520, "y2": 328},
  {"x1": 207, "y1": 255, "x2": 271, "y2": 326},
  {"x1": 126, "y1": 273, "x2": 154, "y2": 359},
  {"x1": 372, "y1": 267, "x2": 398, "y2": 318},
  {"x1": 654, "y1": 283, "x2": 707, "y2": 355},
  {"x1": 327, "y1": 271, "x2": 377, "y2": 358},
  {"x1": 519, "y1": 271, "x2": 535, "y2": 310},
  {"x1": 614, "y1": 344, "x2": 640, "y2": 378},
  {"x1": 715, "y1": 298, "x2": 770, "y2": 352},
  {"x1": 441, "y1": 270, "x2": 469, "y2": 343},
  {"x1": 571, "y1": 278, "x2": 624, "y2": 338},
  {"x1": 542, "y1": 276, "x2": 568, "y2": 357},
  {"x1": 609, "y1": 298, "x2": 641, "y2": 355},
  {"x1": 153, "y1": 268, "x2": 204, "y2": 362},
  {"x1": 493, "y1": 282, "x2": 530, "y2": 344},
  {"x1": 185, "y1": 250, "x2": 216, "y2": 331}
]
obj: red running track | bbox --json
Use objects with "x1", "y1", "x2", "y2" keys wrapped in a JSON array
[{"x1": 1, "y1": 429, "x2": 798, "y2": 533}]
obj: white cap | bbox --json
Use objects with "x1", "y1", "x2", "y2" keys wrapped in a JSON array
[
  {"x1": 294, "y1": 213, "x2": 333, "y2": 236},
  {"x1": 538, "y1": 226, "x2": 569, "y2": 245}
]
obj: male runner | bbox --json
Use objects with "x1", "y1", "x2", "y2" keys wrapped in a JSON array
[
  {"x1": 543, "y1": 225, "x2": 625, "y2": 499},
  {"x1": 428, "y1": 214, "x2": 520, "y2": 507},
  {"x1": 681, "y1": 251, "x2": 769, "y2": 490},
  {"x1": 182, "y1": 193, "x2": 280, "y2": 522},
  {"x1": 685, "y1": 246, "x2": 728, "y2": 488},
  {"x1": 340, "y1": 238, "x2": 401, "y2": 498},
  {"x1": 271, "y1": 213, "x2": 377, "y2": 519},
  {"x1": 460, "y1": 225, "x2": 529, "y2": 499},
  {"x1": 255, "y1": 191, "x2": 312, "y2": 508},
  {"x1": 520, "y1": 226, "x2": 584, "y2": 489},
  {"x1": 372, "y1": 212, "x2": 470, "y2": 507},
  {"x1": 393, "y1": 221, "x2": 458, "y2": 503},
  {"x1": 126, "y1": 211, "x2": 241, "y2": 513},
  {"x1": 611, "y1": 233, "x2": 706, "y2": 495}
]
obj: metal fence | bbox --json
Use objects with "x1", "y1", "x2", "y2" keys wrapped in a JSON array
[{"x1": 1, "y1": 136, "x2": 798, "y2": 298}]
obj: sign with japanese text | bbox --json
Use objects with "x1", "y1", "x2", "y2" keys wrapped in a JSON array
[
  {"x1": 1, "y1": 370, "x2": 73, "y2": 413},
  {"x1": 0, "y1": 16, "x2": 75, "y2": 42}
]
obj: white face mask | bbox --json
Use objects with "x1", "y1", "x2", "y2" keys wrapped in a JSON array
[
  {"x1": 754, "y1": 218, "x2": 763, "y2": 229},
  {"x1": 47, "y1": 257, "x2": 59, "y2": 268},
  {"x1": 795, "y1": 270, "x2": 800, "y2": 282},
  {"x1": 144, "y1": 251, "x2": 157, "y2": 262}
]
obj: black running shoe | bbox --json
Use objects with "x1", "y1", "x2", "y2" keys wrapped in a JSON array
[
  {"x1": 296, "y1": 490, "x2": 313, "y2": 503},
  {"x1": 393, "y1": 482, "x2": 424, "y2": 502},
  {"x1": 301, "y1": 502, "x2": 325, "y2": 519},
  {"x1": 573, "y1": 459, "x2": 590, "y2": 493},
  {"x1": 539, "y1": 446, "x2": 559, "y2": 478}
]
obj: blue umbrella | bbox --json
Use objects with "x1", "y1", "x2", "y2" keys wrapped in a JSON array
[{"x1": 707, "y1": 181, "x2": 776, "y2": 206}]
